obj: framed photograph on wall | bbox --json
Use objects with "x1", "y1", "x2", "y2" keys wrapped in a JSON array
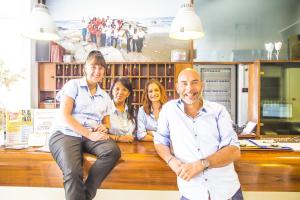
[{"x1": 46, "y1": 0, "x2": 189, "y2": 62}]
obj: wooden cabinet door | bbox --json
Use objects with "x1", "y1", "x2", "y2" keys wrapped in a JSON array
[
  {"x1": 175, "y1": 63, "x2": 192, "y2": 83},
  {"x1": 39, "y1": 103, "x2": 56, "y2": 109},
  {"x1": 286, "y1": 68, "x2": 300, "y2": 121},
  {"x1": 39, "y1": 63, "x2": 56, "y2": 90}
]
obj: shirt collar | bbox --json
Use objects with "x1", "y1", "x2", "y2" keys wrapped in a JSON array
[
  {"x1": 150, "y1": 106, "x2": 161, "y2": 119},
  {"x1": 202, "y1": 100, "x2": 209, "y2": 113},
  {"x1": 79, "y1": 77, "x2": 103, "y2": 97},
  {"x1": 111, "y1": 99, "x2": 128, "y2": 113}
]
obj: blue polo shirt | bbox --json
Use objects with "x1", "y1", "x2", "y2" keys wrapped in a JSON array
[
  {"x1": 109, "y1": 101, "x2": 136, "y2": 136},
  {"x1": 136, "y1": 106, "x2": 158, "y2": 140},
  {"x1": 52, "y1": 78, "x2": 112, "y2": 138}
]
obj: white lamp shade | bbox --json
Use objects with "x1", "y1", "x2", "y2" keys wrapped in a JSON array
[
  {"x1": 22, "y1": 4, "x2": 59, "y2": 41},
  {"x1": 169, "y1": 3, "x2": 204, "y2": 40}
]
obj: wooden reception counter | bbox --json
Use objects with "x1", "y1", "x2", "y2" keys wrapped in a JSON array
[{"x1": 0, "y1": 142, "x2": 299, "y2": 191}]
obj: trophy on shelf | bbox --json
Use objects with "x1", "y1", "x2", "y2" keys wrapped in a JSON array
[
  {"x1": 274, "y1": 41, "x2": 282, "y2": 60},
  {"x1": 106, "y1": 65, "x2": 111, "y2": 76},
  {"x1": 133, "y1": 92, "x2": 138, "y2": 103},
  {"x1": 124, "y1": 65, "x2": 129, "y2": 76},
  {"x1": 265, "y1": 42, "x2": 274, "y2": 60},
  {"x1": 132, "y1": 65, "x2": 138, "y2": 76}
]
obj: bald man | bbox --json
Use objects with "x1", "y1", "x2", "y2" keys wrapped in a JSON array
[{"x1": 154, "y1": 69, "x2": 243, "y2": 200}]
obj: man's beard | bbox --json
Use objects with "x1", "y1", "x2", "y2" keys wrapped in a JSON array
[{"x1": 180, "y1": 92, "x2": 202, "y2": 105}]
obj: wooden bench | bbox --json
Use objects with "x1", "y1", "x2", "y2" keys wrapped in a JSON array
[{"x1": 0, "y1": 142, "x2": 300, "y2": 191}]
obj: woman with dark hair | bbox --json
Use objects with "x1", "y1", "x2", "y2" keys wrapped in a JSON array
[
  {"x1": 137, "y1": 79, "x2": 168, "y2": 141},
  {"x1": 109, "y1": 77, "x2": 136, "y2": 142},
  {"x1": 49, "y1": 50, "x2": 121, "y2": 200}
]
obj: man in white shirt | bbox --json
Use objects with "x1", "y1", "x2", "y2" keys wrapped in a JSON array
[{"x1": 154, "y1": 68, "x2": 243, "y2": 200}]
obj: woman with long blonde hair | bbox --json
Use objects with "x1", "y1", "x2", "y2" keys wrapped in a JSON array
[{"x1": 137, "y1": 79, "x2": 167, "y2": 141}]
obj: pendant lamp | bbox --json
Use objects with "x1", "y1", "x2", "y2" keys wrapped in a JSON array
[
  {"x1": 169, "y1": 0, "x2": 204, "y2": 40},
  {"x1": 22, "y1": 2, "x2": 59, "y2": 41}
]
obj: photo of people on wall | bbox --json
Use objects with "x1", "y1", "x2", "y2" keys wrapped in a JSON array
[{"x1": 46, "y1": 0, "x2": 189, "y2": 62}]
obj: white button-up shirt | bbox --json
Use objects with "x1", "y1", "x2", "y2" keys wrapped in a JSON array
[{"x1": 154, "y1": 99, "x2": 241, "y2": 200}]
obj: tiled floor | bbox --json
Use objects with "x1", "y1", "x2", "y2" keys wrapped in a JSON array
[{"x1": 0, "y1": 187, "x2": 300, "y2": 200}]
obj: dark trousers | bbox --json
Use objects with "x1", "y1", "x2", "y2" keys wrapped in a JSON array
[
  {"x1": 49, "y1": 131, "x2": 121, "y2": 200},
  {"x1": 132, "y1": 39, "x2": 138, "y2": 52},
  {"x1": 137, "y1": 38, "x2": 144, "y2": 52},
  {"x1": 181, "y1": 187, "x2": 243, "y2": 200},
  {"x1": 126, "y1": 38, "x2": 132, "y2": 52},
  {"x1": 101, "y1": 34, "x2": 106, "y2": 47},
  {"x1": 91, "y1": 34, "x2": 97, "y2": 44}
]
